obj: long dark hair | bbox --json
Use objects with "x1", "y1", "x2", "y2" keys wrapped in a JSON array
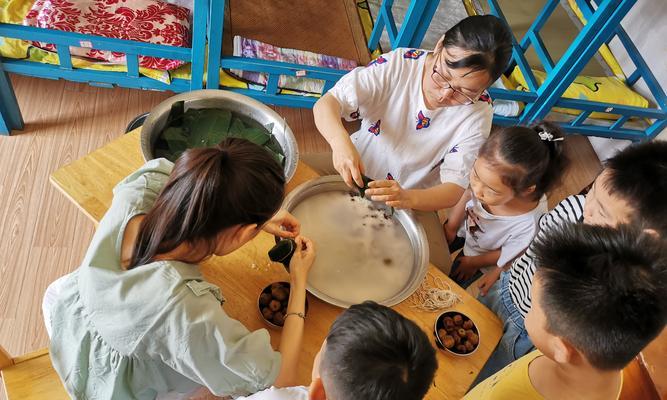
[
  {"x1": 443, "y1": 15, "x2": 513, "y2": 82},
  {"x1": 128, "y1": 138, "x2": 285, "y2": 269},
  {"x1": 478, "y1": 121, "x2": 569, "y2": 201}
]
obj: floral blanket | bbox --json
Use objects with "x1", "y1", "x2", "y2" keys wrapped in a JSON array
[
  {"x1": 24, "y1": 0, "x2": 190, "y2": 70},
  {"x1": 232, "y1": 36, "x2": 358, "y2": 95}
]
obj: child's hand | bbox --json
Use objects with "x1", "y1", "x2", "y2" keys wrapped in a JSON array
[
  {"x1": 443, "y1": 220, "x2": 457, "y2": 244},
  {"x1": 477, "y1": 268, "x2": 502, "y2": 297},
  {"x1": 263, "y1": 210, "x2": 300, "y2": 238},
  {"x1": 332, "y1": 142, "x2": 365, "y2": 189},
  {"x1": 288, "y1": 236, "x2": 316, "y2": 287},
  {"x1": 451, "y1": 256, "x2": 480, "y2": 282},
  {"x1": 367, "y1": 180, "x2": 414, "y2": 209}
]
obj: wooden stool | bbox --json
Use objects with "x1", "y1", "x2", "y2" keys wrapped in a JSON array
[
  {"x1": 0, "y1": 346, "x2": 68, "y2": 399},
  {"x1": 620, "y1": 357, "x2": 661, "y2": 400}
]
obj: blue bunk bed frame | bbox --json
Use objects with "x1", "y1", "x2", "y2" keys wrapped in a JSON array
[
  {"x1": 203, "y1": 0, "x2": 350, "y2": 109},
  {"x1": 367, "y1": 0, "x2": 666, "y2": 141},
  {"x1": 0, "y1": 0, "x2": 210, "y2": 134},
  {"x1": 2, "y1": 0, "x2": 664, "y2": 142}
]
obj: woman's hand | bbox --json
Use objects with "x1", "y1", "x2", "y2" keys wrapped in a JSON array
[
  {"x1": 263, "y1": 210, "x2": 300, "y2": 238},
  {"x1": 366, "y1": 180, "x2": 415, "y2": 209},
  {"x1": 288, "y1": 236, "x2": 316, "y2": 288},
  {"x1": 186, "y1": 387, "x2": 227, "y2": 399},
  {"x1": 332, "y1": 141, "x2": 365, "y2": 189},
  {"x1": 477, "y1": 268, "x2": 502, "y2": 297}
]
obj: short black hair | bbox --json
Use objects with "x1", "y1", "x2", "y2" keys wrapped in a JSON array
[
  {"x1": 443, "y1": 15, "x2": 513, "y2": 82},
  {"x1": 533, "y1": 223, "x2": 667, "y2": 370},
  {"x1": 320, "y1": 301, "x2": 437, "y2": 400},
  {"x1": 604, "y1": 140, "x2": 667, "y2": 236}
]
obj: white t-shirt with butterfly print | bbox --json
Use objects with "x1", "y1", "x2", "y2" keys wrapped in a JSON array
[{"x1": 327, "y1": 48, "x2": 493, "y2": 190}]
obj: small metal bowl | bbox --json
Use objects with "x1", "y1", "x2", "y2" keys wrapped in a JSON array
[
  {"x1": 434, "y1": 311, "x2": 480, "y2": 356},
  {"x1": 258, "y1": 282, "x2": 309, "y2": 329}
]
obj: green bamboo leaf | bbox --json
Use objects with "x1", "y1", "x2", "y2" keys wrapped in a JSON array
[
  {"x1": 167, "y1": 137, "x2": 188, "y2": 154},
  {"x1": 162, "y1": 126, "x2": 188, "y2": 143},
  {"x1": 232, "y1": 127, "x2": 271, "y2": 146},
  {"x1": 265, "y1": 135, "x2": 283, "y2": 154},
  {"x1": 228, "y1": 117, "x2": 247, "y2": 136},
  {"x1": 207, "y1": 128, "x2": 227, "y2": 147},
  {"x1": 166, "y1": 101, "x2": 185, "y2": 127},
  {"x1": 157, "y1": 108, "x2": 286, "y2": 167},
  {"x1": 185, "y1": 109, "x2": 232, "y2": 148},
  {"x1": 357, "y1": 175, "x2": 374, "y2": 198},
  {"x1": 271, "y1": 151, "x2": 285, "y2": 166}
]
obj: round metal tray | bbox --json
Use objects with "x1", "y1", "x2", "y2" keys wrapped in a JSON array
[{"x1": 281, "y1": 175, "x2": 429, "y2": 308}]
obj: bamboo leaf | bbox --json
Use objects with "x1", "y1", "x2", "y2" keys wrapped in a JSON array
[
  {"x1": 231, "y1": 126, "x2": 271, "y2": 146},
  {"x1": 166, "y1": 101, "x2": 185, "y2": 127},
  {"x1": 162, "y1": 126, "x2": 188, "y2": 143},
  {"x1": 357, "y1": 175, "x2": 374, "y2": 198},
  {"x1": 157, "y1": 108, "x2": 285, "y2": 167},
  {"x1": 186, "y1": 109, "x2": 232, "y2": 148},
  {"x1": 228, "y1": 117, "x2": 247, "y2": 136}
]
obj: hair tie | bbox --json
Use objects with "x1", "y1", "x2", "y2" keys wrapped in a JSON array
[{"x1": 538, "y1": 131, "x2": 564, "y2": 142}]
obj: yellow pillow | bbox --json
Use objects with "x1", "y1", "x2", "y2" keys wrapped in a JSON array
[{"x1": 511, "y1": 66, "x2": 649, "y2": 120}]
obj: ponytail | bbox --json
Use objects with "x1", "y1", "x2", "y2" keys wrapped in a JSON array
[
  {"x1": 129, "y1": 138, "x2": 285, "y2": 269},
  {"x1": 478, "y1": 121, "x2": 569, "y2": 201},
  {"x1": 531, "y1": 121, "x2": 568, "y2": 198}
]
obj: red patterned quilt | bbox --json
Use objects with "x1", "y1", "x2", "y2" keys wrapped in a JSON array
[{"x1": 24, "y1": 0, "x2": 191, "y2": 70}]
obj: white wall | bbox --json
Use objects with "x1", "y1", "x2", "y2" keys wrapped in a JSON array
[{"x1": 608, "y1": 0, "x2": 667, "y2": 140}]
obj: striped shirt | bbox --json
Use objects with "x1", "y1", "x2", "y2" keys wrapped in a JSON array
[{"x1": 509, "y1": 195, "x2": 586, "y2": 317}]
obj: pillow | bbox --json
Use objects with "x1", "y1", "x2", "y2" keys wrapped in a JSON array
[
  {"x1": 23, "y1": 0, "x2": 191, "y2": 70},
  {"x1": 511, "y1": 66, "x2": 649, "y2": 120},
  {"x1": 490, "y1": 76, "x2": 523, "y2": 117}
]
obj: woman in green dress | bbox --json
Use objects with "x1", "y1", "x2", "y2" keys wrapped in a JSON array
[{"x1": 42, "y1": 138, "x2": 315, "y2": 399}]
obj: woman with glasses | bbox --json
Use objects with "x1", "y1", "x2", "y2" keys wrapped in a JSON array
[{"x1": 311, "y1": 15, "x2": 512, "y2": 271}]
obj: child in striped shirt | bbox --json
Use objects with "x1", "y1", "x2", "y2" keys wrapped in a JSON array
[{"x1": 472, "y1": 140, "x2": 667, "y2": 385}]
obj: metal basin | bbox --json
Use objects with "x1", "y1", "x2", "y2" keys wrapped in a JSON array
[
  {"x1": 140, "y1": 89, "x2": 299, "y2": 182},
  {"x1": 281, "y1": 175, "x2": 429, "y2": 308}
]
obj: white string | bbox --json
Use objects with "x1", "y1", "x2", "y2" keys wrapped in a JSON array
[{"x1": 408, "y1": 272, "x2": 462, "y2": 312}]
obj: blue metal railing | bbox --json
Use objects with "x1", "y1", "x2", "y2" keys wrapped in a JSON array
[
  {"x1": 368, "y1": 0, "x2": 666, "y2": 141},
  {"x1": 0, "y1": 0, "x2": 209, "y2": 134},
  {"x1": 205, "y1": 0, "x2": 350, "y2": 108}
]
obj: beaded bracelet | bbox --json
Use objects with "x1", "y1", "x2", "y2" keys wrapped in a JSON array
[{"x1": 285, "y1": 312, "x2": 306, "y2": 320}]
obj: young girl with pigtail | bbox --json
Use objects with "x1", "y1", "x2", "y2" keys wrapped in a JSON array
[{"x1": 444, "y1": 121, "x2": 568, "y2": 292}]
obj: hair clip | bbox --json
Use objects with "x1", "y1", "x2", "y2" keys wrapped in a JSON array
[{"x1": 538, "y1": 131, "x2": 564, "y2": 142}]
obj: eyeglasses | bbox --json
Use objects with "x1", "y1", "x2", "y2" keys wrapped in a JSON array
[{"x1": 431, "y1": 51, "x2": 479, "y2": 105}]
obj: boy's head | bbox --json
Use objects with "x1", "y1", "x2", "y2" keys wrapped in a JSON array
[
  {"x1": 525, "y1": 223, "x2": 667, "y2": 371},
  {"x1": 308, "y1": 301, "x2": 437, "y2": 400},
  {"x1": 584, "y1": 140, "x2": 667, "y2": 236}
]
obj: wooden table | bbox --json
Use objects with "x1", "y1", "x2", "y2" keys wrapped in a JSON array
[{"x1": 50, "y1": 129, "x2": 502, "y2": 399}]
